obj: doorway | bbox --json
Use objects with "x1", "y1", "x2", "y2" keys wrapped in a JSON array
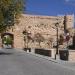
[{"x1": 1, "y1": 33, "x2": 14, "y2": 48}]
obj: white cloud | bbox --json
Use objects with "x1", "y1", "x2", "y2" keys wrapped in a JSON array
[{"x1": 65, "y1": 0, "x2": 75, "y2": 2}]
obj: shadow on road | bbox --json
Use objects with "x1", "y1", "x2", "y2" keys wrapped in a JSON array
[{"x1": 0, "y1": 52, "x2": 13, "y2": 55}]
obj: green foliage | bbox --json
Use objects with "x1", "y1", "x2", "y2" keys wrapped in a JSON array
[
  {"x1": 6, "y1": 36, "x2": 12, "y2": 45},
  {"x1": 3, "y1": 36, "x2": 12, "y2": 45},
  {"x1": 0, "y1": 0, "x2": 24, "y2": 32}
]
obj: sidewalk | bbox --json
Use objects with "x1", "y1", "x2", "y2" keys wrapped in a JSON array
[{"x1": 26, "y1": 51, "x2": 75, "y2": 70}]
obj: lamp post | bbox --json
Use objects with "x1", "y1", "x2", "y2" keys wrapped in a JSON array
[{"x1": 55, "y1": 22, "x2": 59, "y2": 59}]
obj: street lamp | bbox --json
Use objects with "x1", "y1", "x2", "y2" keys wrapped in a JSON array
[{"x1": 55, "y1": 22, "x2": 59, "y2": 59}]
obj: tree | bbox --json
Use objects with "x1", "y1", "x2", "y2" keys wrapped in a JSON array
[
  {"x1": 47, "y1": 37, "x2": 53, "y2": 48},
  {"x1": 23, "y1": 30, "x2": 32, "y2": 48},
  {"x1": 0, "y1": 0, "x2": 24, "y2": 33},
  {"x1": 23, "y1": 30, "x2": 28, "y2": 48},
  {"x1": 59, "y1": 34, "x2": 64, "y2": 45},
  {"x1": 34, "y1": 33, "x2": 45, "y2": 48}
]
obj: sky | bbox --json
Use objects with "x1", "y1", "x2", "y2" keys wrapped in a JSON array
[{"x1": 25, "y1": 0, "x2": 75, "y2": 16}]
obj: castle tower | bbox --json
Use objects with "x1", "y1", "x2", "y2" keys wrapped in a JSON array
[{"x1": 64, "y1": 14, "x2": 74, "y2": 30}]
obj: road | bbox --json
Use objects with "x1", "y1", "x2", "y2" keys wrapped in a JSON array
[{"x1": 0, "y1": 48, "x2": 75, "y2": 75}]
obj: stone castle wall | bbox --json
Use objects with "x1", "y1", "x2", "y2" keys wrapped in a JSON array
[{"x1": 6, "y1": 14, "x2": 74, "y2": 49}]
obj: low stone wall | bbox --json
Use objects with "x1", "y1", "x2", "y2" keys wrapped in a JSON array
[
  {"x1": 30, "y1": 48, "x2": 56, "y2": 58},
  {"x1": 69, "y1": 50, "x2": 75, "y2": 61},
  {"x1": 35, "y1": 48, "x2": 51, "y2": 57}
]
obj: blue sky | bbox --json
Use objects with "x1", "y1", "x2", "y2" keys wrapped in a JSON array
[{"x1": 25, "y1": 0, "x2": 75, "y2": 16}]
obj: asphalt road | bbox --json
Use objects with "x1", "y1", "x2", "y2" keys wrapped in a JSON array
[{"x1": 0, "y1": 48, "x2": 75, "y2": 75}]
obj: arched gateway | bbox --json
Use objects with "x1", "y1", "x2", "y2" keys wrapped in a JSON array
[{"x1": 1, "y1": 33, "x2": 14, "y2": 48}]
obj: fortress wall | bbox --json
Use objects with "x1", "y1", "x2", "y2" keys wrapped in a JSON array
[{"x1": 7, "y1": 14, "x2": 74, "y2": 49}]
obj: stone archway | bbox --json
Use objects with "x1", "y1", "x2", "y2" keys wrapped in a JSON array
[{"x1": 1, "y1": 33, "x2": 14, "y2": 48}]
